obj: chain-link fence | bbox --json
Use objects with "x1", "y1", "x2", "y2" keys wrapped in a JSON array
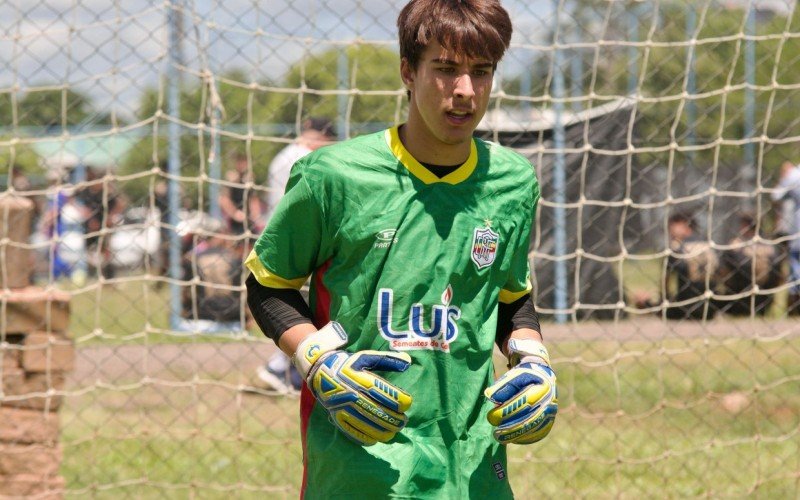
[{"x1": 2, "y1": 0, "x2": 799, "y2": 497}]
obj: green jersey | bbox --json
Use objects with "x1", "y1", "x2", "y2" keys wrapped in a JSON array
[{"x1": 247, "y1": 126, "x2": 540, "y2": 499}]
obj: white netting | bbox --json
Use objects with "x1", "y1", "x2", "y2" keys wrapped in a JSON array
[{"x1": 1, "y1": 0, "x2": 799, "y2": 497}]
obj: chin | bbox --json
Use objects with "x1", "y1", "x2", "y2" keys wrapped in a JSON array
[{"x1": 440, "y1": 133, "x2": 473, "y2": 146}]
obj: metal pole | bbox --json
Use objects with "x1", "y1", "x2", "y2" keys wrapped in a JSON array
[
  {"x1": 167, "y1": 0, "x2": 183, "y2": 330},
  {"x1": 520, "y1": 50, "x2": 532, "y2": 117},
  {"x1": 552, "y1": 0, "x2": 568, "y2": 323},
  {"x1": 207, "y1": 2, "x2": 221, "y2": 220},
  {"x1": 209, "y1": 112, "x2": 221, "y2": 219},
  {"x1": 686, "y1": 4, "x2": 697, "y2": 165},
  {"x1": 570, "y1": 33, "x2": 582, "y2": 114},
  {"x1": 744, "y1": 5, "x2": 756, "y2": 176},
  {"x1": 627, "y1": 6, "x2": 639, "y2": 96},
  {"x1": 337, "y1": 49, "x2": 348, "y2": 141}
]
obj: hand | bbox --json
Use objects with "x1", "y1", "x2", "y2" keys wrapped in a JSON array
[
  {"x1": 485, "y1": 339, "x2": 557, "y2": 445},
  {"x1": 294, "y1": 322, "x2": 413, "y2": 446}
]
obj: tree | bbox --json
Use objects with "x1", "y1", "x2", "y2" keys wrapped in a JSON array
[
  {"x1": 120, "y1": 44, "x2": 404, "y2": 206},
  {"x1": 16, "y1": 88, "x2": 114, "y2": 130},
  {"x1": 549, "y1": 1, "x2": 800, "y2": 173},
  {"x1": 265, "y1": 44, "x2": 404, "y2": 133}
]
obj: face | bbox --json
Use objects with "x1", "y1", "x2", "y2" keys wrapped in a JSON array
[
  {"x1": 668, "y1": 221, "x2": 692, "y2": 242},
  {"x1": 401, "y1": 41, "x2": 494, "y2": 156}
]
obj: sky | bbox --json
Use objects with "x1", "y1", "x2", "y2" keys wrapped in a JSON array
[
  {"x1": 0, "y1": 0, "x2": 557, "y2": 123},
  {"x1": 1, "y1": 0, "x2": 794, "y2": 124}
]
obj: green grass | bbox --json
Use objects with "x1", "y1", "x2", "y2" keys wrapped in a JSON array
[
  {"x1": 59, "y1": 335, "x2": 800, "y2": 498},
  {"x1": 65, "y1": 277, "x2": 256, "y2": 345}
]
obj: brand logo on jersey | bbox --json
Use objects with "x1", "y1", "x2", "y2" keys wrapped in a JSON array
[
  {"x1": 492, "y1": 462, "x2": 507, "y2": 481},
  {"x1": 374, "y1": 229, "x2": 398, "y2": 249},
  {"x1": 471, "y1": 226, "x2": 499, "y2": 269},
  {"x1": 376, "y1": 286, "x2": 461, "y2": 352}
]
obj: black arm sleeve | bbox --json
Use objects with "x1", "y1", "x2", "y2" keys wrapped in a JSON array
[
  {"x1": 495, "y1": 293, "x2": 541, "y2": 350},
  {"x1": 245, "y1": 273, "x2": 314, "y2": 343}
]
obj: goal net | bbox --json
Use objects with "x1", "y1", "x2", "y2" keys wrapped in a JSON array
[{"x1": 1, "y1": 0, "x2": 799, "y2": 497}]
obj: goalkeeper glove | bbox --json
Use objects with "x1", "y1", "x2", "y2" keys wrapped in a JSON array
[
  {"x1": 293, "y1": 322, "x2": 413, "y2": 446},
  {"x1": 484, "y1": 338, "x2": 558, "y2": 445}
]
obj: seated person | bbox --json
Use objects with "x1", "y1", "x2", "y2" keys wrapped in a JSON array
[
  {"x1": 635, "y1": 212, "x2": 719, "y2": 320},
  {"x1": 179, "y1": 218, "x2": 243, "y2": 332},
  {"x1": 717, "y1": 212, "x2": 782, "y2": 316}
]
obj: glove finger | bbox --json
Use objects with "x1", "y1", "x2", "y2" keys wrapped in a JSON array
[
  {"x1": 332, "y1": 409, "x2": 400, "y2": 446},
  {"x1": 485, "y1": 370, "x2": 547, "y2": 405},
  {"x1": 311, "y1": 365, "x2": 409, "y2": 439},
  {"x1": 485, "y1": 363, "x2": 555, "y2": 404},
  {"x1": 494, "y1": 401, "x2": 557, "y2": 445},
  {"x1": 349, "y1": 351, "x2": 412, "y2": 373},
  {"x1": 486, "y1": 382, "x2": 552, "y2": 426},
  {"x1": 340, "y1": 369, "x2": 413, "y2": 413},
  {"x1": 310, "y1": 359, "x2": 411, "y2": 415}
]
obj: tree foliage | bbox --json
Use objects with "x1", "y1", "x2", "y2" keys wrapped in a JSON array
[
  {"x1": 119, "y1": 44, "x2": 403, "y2": 206},
  {"x1": 13, "y1": 88, "x2": 114, "y2": 129},
  {"x1": 508, "y1": 1, "x2": 800, "y2": 173}
]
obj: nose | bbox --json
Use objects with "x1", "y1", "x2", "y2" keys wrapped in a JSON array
[{"x1": 453, "y1": 74, "x2": 475, "y2": 100}]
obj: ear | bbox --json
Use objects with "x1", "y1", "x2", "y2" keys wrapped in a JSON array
[{"x1": 400, "y1": 57, "x2": 415, "y2": 91}]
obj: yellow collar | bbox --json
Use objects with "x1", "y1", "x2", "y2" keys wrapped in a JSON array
[{"x1": 385, "y1": 126, "x2": 477, "y2": 185}]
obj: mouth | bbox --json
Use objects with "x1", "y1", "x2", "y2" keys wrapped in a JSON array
[{"x1": 445, "y1": 109, "x2": 473, "y2": 125}]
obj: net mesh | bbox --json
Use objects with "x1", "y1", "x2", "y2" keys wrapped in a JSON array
[{"x1": 1, "y1": 0, "x2": 799, "y2": 497}]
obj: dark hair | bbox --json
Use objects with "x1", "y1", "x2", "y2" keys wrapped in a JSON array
[
  {"x1": 668, "y1": 211, "x2": 697, "y2": 230},
  {"x1": 303, "y1": 117, "x2": 336, "y2": 138},
  {"x1": 397, "y1": 0, "x2": 512, "y2": 70},
  {"x1": 737, "y1": 211, "x2": 756, "y2": 231}
]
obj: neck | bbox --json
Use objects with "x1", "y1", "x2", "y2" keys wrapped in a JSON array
[{"x1": 400, "y1": 111, "x2": 472, "y2": 166}]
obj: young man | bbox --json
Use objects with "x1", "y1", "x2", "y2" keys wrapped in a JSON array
[{"x1": 246, "y1": 0, "x2": 556, "y2": 497}]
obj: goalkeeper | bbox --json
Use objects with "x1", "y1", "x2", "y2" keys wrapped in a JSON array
[{"x1": 245, "y1": 0, "x2": 556, "y2": 497}]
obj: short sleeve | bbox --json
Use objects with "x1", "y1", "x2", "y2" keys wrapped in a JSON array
[
  {"x1": 499, "y1": 170, "x2": 540, "y2": 304},
  {"x1": 245, "y1": 163, "x2": 329, "y2": 289}
]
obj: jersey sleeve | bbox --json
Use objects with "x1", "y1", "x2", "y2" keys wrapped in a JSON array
[
  {"x1": 245, "y1": 161, "x2": 330, "y2": 289},
  {"x1": 499, "y1": 171, "x2": 540, "y2": 304}
]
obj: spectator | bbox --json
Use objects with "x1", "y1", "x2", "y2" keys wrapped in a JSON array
[
  {"x1": 218, "y1": 153, "x2": 265, "y2": 247},
  {"x1": 178, "y1": 215, "x2": 244, "y2": 333},
  {"x1": 771, "y1": 160, "x2": 800, "y2": 315},
  {"x1": 75, "y1": 167, "x2": 126, "y2": 279},
  {"x1": 717, "y1": 212, "x2": 782, "y2": 316},
  {"x1": 265, "y1": 117, "x2": 336, "y2": 220},
  {"x1": 635, "y1": 212, "x2": 719, "y2": 320},
  {"x1": 37, "y1": 168, "x2": 82, "y2": 282},
  {"x1": 253, "y1": 117, "x2": 336, "y2": 395}
]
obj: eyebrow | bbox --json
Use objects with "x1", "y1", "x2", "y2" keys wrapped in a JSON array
[{"x1": 430, "y1": 58, "x2": 494, "y2": 68}]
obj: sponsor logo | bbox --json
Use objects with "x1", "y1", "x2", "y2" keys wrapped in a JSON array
[
  {"x1": 471, "y1": 226, "x2": 499, "y2": 269},
  {"x1": 377, "y1": 286, "x2": 461, "y2": 352},
  {"x1": 492, "y1": 462, "x2": 506, "y2": 481},
  {"x1": 374, "y1": 229, "x2": 398, "y2": 249},
  {"x1": 355, "y1": 398, "x2": 403, "y2": 425},
  {"x1": 305, "y1": 344, "x2": 320, "y2": 361}
]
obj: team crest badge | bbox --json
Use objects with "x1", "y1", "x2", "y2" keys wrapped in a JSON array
[{"x1": 471, "y1": 226, "x2": 499, "y2": 269}]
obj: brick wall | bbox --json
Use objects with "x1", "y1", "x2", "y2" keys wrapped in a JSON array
[{"x1": 1, "y1": 196, "x2": 73, "y2": 499}]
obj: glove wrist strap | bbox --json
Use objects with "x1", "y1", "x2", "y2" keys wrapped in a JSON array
[
  {"x1": 507, "y1": 338, "x2": 551, "y2": 368},
  {"x1": 292, "y1": 322, "x2": 348, "y2": 379}
]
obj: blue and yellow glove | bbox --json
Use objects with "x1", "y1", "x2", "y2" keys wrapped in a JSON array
[
  {"x1": 485, "y1": 338, "x2": 558, "y2": 445},
  {"x1": 293, "y1": 322, "x2": 413, "y2": 446}
]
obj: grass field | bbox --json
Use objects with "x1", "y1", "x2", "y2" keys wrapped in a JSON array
[{"x1": 56, "y1": 272, "x2": 800, "y2": 498}]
